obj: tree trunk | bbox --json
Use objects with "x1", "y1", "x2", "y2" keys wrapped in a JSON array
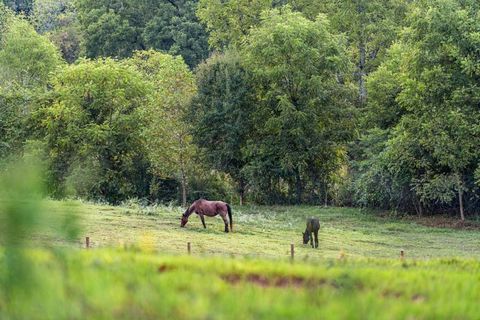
[
  {"x1": 324, "y1": 179, "x2": 328, "y2": 207},
  {"x1": 358, "y1": 40, "x2": 367, "y2": 105},
  {"x1": 295, "y1": 169, "x2": 302, "y2": 204},
  {"x1": 239, "y1": 180, "x2": 245, "y2": 206},
  {"x1": 458, "y1": 188, "x2": 465, "y2": 221},
  {"x1": 180, "y1": 168, "x2": 187, "y2": 207}
]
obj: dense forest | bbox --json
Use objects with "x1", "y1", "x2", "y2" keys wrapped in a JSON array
[{"x1": 1, "y1": 0, "x2": 479, "y2": 219}]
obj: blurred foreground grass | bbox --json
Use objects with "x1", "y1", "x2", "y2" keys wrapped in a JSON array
[{"x1": 0, "y1": 249, "x2": 479, "y2": 319}]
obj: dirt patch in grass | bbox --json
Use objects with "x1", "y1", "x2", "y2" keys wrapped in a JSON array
[
  {"x1": 221, "y1": 273, "x2": 328, "y2": 288},
  {"x1": 157, "y1": 264, "x2": 177, "y2": 273},
  {"x1": 406, "y1": 216, "x2": 480, "y2": 231}
]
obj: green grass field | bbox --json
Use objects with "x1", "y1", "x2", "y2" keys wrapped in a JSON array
[
  {"x1": 2, "y1": 200, "x2": 480, "y2": 319},
  {"x1": 43, "y1": 201, "x2": 480, "y2": 259}
]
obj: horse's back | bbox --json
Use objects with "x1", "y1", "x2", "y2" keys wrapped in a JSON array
[
  {"x1": 194, "y1": 199, "x2": 228, "y2": 214},
  {"x1": 307, "y1": 218, "x2": 320, "y2": 231}
]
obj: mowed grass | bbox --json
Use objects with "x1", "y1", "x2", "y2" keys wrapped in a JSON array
[{"x1": 40, "y1": 200, "x2": 480, "y2": 260}]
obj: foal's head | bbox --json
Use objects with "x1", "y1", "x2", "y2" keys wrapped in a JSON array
[{"x1": 302, "y1": 231, "x2": 310, "y2": 244}]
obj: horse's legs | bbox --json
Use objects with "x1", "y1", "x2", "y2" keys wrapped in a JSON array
[
  {"x1": 314, "y1": 230, "x2": 319, "y2": 248},
  {"x1": 199, "y1": 214, "x2": 206, "y2": 229},
  {"x1": 310, "y1": 232, "x2": 314, "y2": 248},
  {"x1": 220, "y1": 213, "x2": 229, "y2": 233}
]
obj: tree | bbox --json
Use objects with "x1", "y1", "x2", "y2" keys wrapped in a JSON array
[
  {"x1": 358, "y1": 0, "x2": 480, "y2": 219},
  {"x1": 127, "y1": 50, "x2": 196, "y2": 206},
  {"x1": 31, "y1": 0, "x2": 82, "y2": 63},
  {"x1": 0, "y1": 14, "x2": 61, "y2": 159},
  {"x1": 190, "y1": 51, "x2": 254, "y2": 204},
  {"x1": 241, "y1": 7, "x2": 354, "y2": 204},
  {"x1": 142, "y1": 0, "x2": 209, "y2": 68},
  {"x1": 34, "y1": 58, "x2": 151, "y2": 202},
  {"x1": 197, "y1": 0, "x2": 272, "y2": 49},
  {"x1": 76, "y1": 0, "x2": 209, "y2": 67},
  {"x1": 2, "y1": 0, "x2": 33, "y2": 15},
  {"x1": 289, "y1": 0, "x2": 408, "y2": 105}
]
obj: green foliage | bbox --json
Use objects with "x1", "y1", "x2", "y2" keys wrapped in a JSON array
[
  {"x1": 290, "y1": 0, "x2": 408, "y2": 104},
  {"x1": 197, "y1": 0, "x2": 272, "y2": 49},
  {"x1": 241, "y1": 7, "x2": 355, "y2": 204},
  {"x1": 0, "y1": 15, "x2": 61, "y2": 87},
  {"x1": 127, "y1": 50, "x2": 196, "y2": 205},
  {"x1": 34, "y1": 58, "x2": 151, "y2": 202},
  {"x1": 31, "y1": 0, "x2": 82, "y2": 63},
  {"x1": 353, "y1": 0, "x2": 480, "y2": 217},
  {"x1": 143, "y1": 0, "x2": 209, "y2": 68},
  {"x1": 0, "y1": 160, "x2": 80, "y2": 317},
  {"x1": 0, "y1": 14, "x2": 61, "y2": 159},
  {"x1": 2, "y1": 0, "x2": 32, "y2": 15},
  {"x1": 76, "y1": 0, "x2": 209, "y2": 67},
  {"x1": 191, "y1": 51, "x2": 254, "y2": 202}
]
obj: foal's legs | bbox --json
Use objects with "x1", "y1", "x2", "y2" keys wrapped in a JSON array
[
  {"x1": 314, "y1": 230, "x2": 319, "y2": 248},
  {"x1": 220, "y1": 213, "x2": 229, "y2": 233},
  {"x1": 199, "y1": 214, "x2": 206, "y2": 229}
]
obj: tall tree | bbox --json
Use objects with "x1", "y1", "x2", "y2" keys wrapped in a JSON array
[
  {"x1": 142, "y1": 0, "x2": 209, "y2": 68},
  {"x1": 241, "y1": 7, "x2": 354, "y2": 204},
  {"x1": 76, "y1": 0, "x2": 209, "y2": 67},
  {"x1": 127, "y1": 50, "x2": 197, "y2": 206},
  {"x1": 34, "y1": 58, "x2": 151, "y2": 202},
  {"x1": 289, "y1": 0, "x2": 408, "y2": 105},
  {"x1": 0, "y1": 14, "x2": 61, "y2": 159},
  {"x1": 358, "y1": 0, "x2": 480, "y2": 219},
  {"x1": 2, "y1": 0, "x2": 33, "y2": 15},
  {"x1": 190, "y1": 51, "x2": 254, "y2": 204},
  {"x1": 31, "y1": 0, "x2": 82, "y2": 63},
  {"x1": 197, "y1": 0, "x2": 272, "y2": 49}
]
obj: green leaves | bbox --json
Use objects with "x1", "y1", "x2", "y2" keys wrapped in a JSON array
[
  {"x1": 357, "y1": 0, "x2": 480, "y2": 216},
  {"x1": 239, "y1": 7, "x2": 354, "y2": 203},
  {"x1": 36, "y1": 58, "x2": 151, "y2": 202}
]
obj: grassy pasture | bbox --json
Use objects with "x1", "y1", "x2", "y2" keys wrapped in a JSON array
[
  {"x1": 1, "y1": 200, "x2": 479, "y2": 319},
  {"x1": 42, "y1": 201, "x2": 480, "y2": 260}
]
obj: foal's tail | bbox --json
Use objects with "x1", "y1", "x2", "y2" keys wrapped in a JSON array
[{"x1": 227, "y1": 204, "x2": 233, "y2": 232}]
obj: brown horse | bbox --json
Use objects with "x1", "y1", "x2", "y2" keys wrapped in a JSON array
[{"x1": 180, "y1": 199, "x2": 233, "y2": 232}]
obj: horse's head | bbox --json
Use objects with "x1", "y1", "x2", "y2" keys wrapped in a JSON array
[
  {"x1": 302, "y1": 231, "x2": 309, "y2": 244},
  {"x1": 180, "y1": 212, "x2": 189, "y2": 227}
]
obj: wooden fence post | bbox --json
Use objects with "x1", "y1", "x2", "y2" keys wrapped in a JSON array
[
  {"x1": 86, "y1": 237, "x2": 90, "y2": 249},
  {"x1": 290, "y1": 244, "x2": 294, "y2": 261},
  {"x1": 187, "y1": 242, "x2": 191, "y2": 255}
]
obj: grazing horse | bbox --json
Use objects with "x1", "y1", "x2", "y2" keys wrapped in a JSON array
[
  {"x1": 180, "y1": 199, "x2": 233, "y2": 233},
  {"x1": 303, "y1": 218, "x2": 320, "y2": 248}
]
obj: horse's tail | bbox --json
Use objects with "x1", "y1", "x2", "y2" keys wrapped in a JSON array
[{"x1": 227, "y1": 204, "x2": 233, "y2": 232}]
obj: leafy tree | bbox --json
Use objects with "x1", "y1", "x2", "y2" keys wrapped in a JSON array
[
  {"x1": 76, "y1": 0, "x2": 209, "y2": 67},
  {"x1": 190, "y1": 51, "x2": 254, "y2": 204},
  {"x1": 142, "y1": 0, "x2": 209, "y2": 68},
  {"x1": 127, "y1": 50, "x2": 196, "y2": 206},
  {"x1": 241, "y1": 7, "x2": 354, "y2": 204},
  {"x1": 2, "y1": 0, "x2": 32, "y2": 15},
  {"x1": 358, "y1": 0, "x2": 480, "y2": 219},
  {"x1": 0, "y1": 14, "x2": 61, "y2": 159},
  {"x1": 34, "y1": 58, "x2": 151, "y2": 202},
  {"x1": 289, "y1": 0, "x2": 408, "y2": 105},
  {"x1": 197, "y1": 0, "x2": 272, "y2": 49},
  {"x1": 31, "y1": 0, "x2": 82, "y2": 63}
]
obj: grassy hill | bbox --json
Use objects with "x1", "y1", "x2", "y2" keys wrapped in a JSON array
[{"x1": 1, "y1": 200, "x2": 480, "y2": 319}]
